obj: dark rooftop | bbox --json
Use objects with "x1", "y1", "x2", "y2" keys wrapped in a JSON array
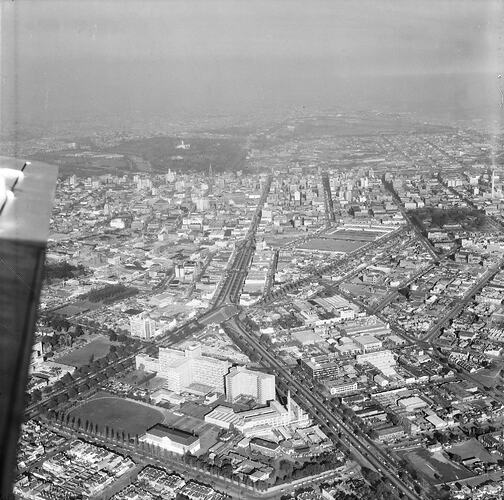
[{"x1": 146, "y1": 424, "x2": 198, "y2": 445}]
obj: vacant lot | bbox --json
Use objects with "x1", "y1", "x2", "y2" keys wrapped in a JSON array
[
  {"x1": 69, "y1": 395, "x2": 164, "y2": 435},
  {"x1": 447, "y1": 439, "x2": 497, "y2": 464},
  {"x1": 402, "y1": 447, "x2": 473, "y2": 485},
  {"x1": 55, "y1": 336, "x2": 111, "y2": 368}
]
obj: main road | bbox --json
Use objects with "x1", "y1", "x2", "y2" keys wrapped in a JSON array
[
  {"x1": 157, "y1": 174, "x2": 272, "y2": 347},
  {"x1": 223, "y1": 316, "x2": 424, "y2": 500},
  {"x1": 381, "y1": 177, "x2": 438, "y2": 261}
]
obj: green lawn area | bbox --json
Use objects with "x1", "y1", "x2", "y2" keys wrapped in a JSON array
[
  {"x1": 68, "y1": 395, "x2": 164, "y2": 435},
  {"x1": 55, "y1": 336, "x2": 111, "y2": 368}
]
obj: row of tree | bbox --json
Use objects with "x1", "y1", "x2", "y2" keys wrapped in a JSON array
[
  {"x1": 274, "y1": 452, "x2": 344, "y2": 485},
  {"x1": 78, "y1": 284, "x2": 139, "y2": 304},
  {"x1": 34, "y1": 356, "x2": 133, "y2": 411},
  {"x1": 43, "y1": 261, "x2": 87, "y2": 283},
  {"x1": 181, "y1": 452, "x2": 269, "y2": 491}
]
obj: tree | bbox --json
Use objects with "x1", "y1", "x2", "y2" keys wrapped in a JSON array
[
  {"x1": 361, "y1": 466, "x2": 381, "y2": 486},
  {"x1": 277, "y1": 460, "x2": 294, "y2": 480},
  {"x1": 61, "y1": 373, "x2": 74, "y2": 386},
  {"x1": 80, "y1": 365, "x2": 90, "y2": 375},
  {"x1": 32, "y1": 389, "x2": 42, "y2": 402},
  {"x1": 387, "y1": 412, "x2": 401, "y2": 426},
  {"x1": 46, "y1": 397, "x2": 57, "y2": 409},
  {"x1": 56, "y1": 393, "x2": 68, "y2": 404},
  {"x1": 108, "y1": 351, "x2": 119, "y2": 361},
  {"x1": 259, "y1": 334, "x2": 271, "y2": 345}
]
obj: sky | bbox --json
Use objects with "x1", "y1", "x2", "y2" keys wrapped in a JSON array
[{"x1": 1, "y1": 0, "x2": 503, "y2": 133}]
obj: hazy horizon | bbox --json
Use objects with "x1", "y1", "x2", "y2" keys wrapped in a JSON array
[{"x1": 1, "y1": 0, "x2": 503, "y2": 134}]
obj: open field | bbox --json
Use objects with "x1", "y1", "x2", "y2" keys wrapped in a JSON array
[
  {"x1": 52, "y1": 301, "x2": 98, "y2": 317},
  {"x1": 296, "y1": 238, "x2": 366, "y2": 254},
  {"x1": 68, "y1": 395, "x2": 164, "y2": 435},
  {"x1": 325, "y1": 228, "x2": 384, "y2": 241},
  {"x1": 447, "y1": 439, "x2": 497, "y2": 464},
  {"x1": 55, "y1": 336, "x2": 111, "y2": 368},
  {"x1": 471, "y1": 366, "x2": 503, "y2": 389}
]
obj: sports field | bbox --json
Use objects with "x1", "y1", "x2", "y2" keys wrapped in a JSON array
[
  {"x1": 68, "y1": 395, "x2": 164, "y2": 435},
  {"x1": 55, "y1": 336, "x2": 111, "y2": 368}
]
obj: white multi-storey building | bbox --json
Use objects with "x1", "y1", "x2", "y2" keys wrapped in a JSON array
[
  {"x1": 225, "y1": 366, "x2": 275, "y2": 404},
  {"x1": 205, "y1": 392, "x2": 311, "y2": 437},
  {"x1": 135, "y1": 343, "x2": 230, "y2": 394},
  {"x1": 141, "y1": 424, "x2": 200, "y2": 455},
  {"x1": 129, "y1": 312, "x2": 155, "y2": 340}
]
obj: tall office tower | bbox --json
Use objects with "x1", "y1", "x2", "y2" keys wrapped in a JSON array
[
  {"x1": 225, "y1": 366, "x2": 276, "y2": 404},
  {"x1": 0, "y1": 158, "x2": 58, "y2": 497}
]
